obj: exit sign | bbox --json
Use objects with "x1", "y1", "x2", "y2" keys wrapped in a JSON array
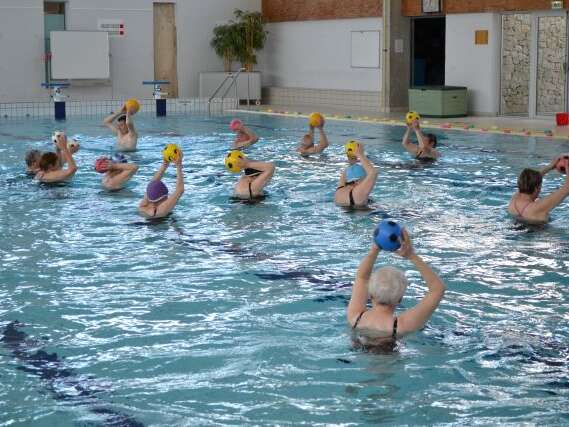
[{"x1": 551, "y1": 1, "x2": 563, "y2": 9}]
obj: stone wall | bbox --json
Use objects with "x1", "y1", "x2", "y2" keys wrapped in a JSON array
[
  {"x1": 262, "y1": 0, "x2": 381, "y2": 22},
  {"x1": 500, "y1": 14, "x2": 531, "y2": 115},
  {"x1": 536, "y1": 16, "x2": 566, "y2": 114}
]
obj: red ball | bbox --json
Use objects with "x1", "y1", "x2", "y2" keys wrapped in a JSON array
[{"x1": 555, "y1": 155, "x2": 569, "y2": 174}]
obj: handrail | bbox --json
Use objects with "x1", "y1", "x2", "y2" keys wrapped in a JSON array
[{"x1": 208, "y1": 68, "x2": 245, "y2": 114}]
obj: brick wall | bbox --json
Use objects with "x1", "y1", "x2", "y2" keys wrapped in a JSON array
[
  {"x1": 402, "y1": 0, "x2": 569, "y2": 16},
  {"x1": 262, "y1": 0, "x2": 382, "y2": 22}
]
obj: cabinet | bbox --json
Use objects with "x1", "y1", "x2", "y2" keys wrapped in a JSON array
[
  {"x1": 408, "y1": 86, "x2": 468, "y2": 117},
  {"x1": 199, "y1": 72, "x2": 261, "y2": 102}
]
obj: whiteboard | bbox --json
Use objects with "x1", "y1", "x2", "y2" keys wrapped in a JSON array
[
  {"x1": 51, "y1": 31, "x2": 110, "y2": 79},
  {"x1": 351, "y1": 31, "x2": 380, "y2": 69}
]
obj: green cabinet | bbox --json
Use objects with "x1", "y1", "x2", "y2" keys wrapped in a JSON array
[{"x1": 408, "y1": 86, "x2": 468, "y2": 118}]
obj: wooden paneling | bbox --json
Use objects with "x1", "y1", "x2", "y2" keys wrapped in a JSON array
[
  {"x1": 262, "y1": 0, "x2": 382, "y2": 22},
  {"x1": 402, "y1": 0, "x2": 569, "y2": 16},
  {"x1": 153, "y1": 3, "x2": 178, "y2": 98}
]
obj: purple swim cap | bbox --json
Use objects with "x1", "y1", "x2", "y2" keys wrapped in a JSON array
[{"x1": 146, "y1": 180, "x2": 168, "y2": 202}]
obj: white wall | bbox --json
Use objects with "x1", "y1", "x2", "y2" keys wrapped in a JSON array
[
  {"x1": 0, "y1": 0, "x2": 261, "y2": 102},
  {"x1": 259, "y1": 18, "x2": 382, "y2": 92},
  {"x1": 0, "y1": 0, "x2": 46, "y2": 101},
  {"x1": 445, "y1": 13, "x2": 501, "y2": 115}
]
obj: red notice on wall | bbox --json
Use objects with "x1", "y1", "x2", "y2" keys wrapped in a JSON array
[{"x1": 97, "y1": 19, "x2": 125, "y2": 37}]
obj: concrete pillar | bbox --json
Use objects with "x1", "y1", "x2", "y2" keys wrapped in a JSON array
[{"x1": 381, "y1": 0, "x2": 411, "y2": 113}]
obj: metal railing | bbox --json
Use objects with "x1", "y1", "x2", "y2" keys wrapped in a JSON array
[{"x1": 207, "y1": 68, "x2": 245, "y2": 114}]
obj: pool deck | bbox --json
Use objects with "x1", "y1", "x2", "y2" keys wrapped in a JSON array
[{"x1": 233, "y1": 104, "x2": 569, "y2": 141}]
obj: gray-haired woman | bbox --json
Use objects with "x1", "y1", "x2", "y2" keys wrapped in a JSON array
[{"x1": 347, "y1": 229, "x2": 446, "y2": 348}]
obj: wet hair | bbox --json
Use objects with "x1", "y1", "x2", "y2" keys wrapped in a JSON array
[
  {"x1": 25, "y1": 150, "x2": 41, "y2": 167},
  {"x1": 117, "y1": 115, "x2": 126, "y2": 122},
  {"x1": 368, "y1": 266, "x2": 408, "y2": 306},
  {"x1": 518, "y1": 168, "x2": 542, "y2": 195},
  {"x1": 426, "y1": 133, "x2": 437, "y2": 147},
  {"x1": 39, "y1": 152, "x2": 59, "y2": 171}
]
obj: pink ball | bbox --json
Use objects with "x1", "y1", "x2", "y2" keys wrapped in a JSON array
[{"x1": 230, "y1": 119, "x2": 243, "y2": 131}]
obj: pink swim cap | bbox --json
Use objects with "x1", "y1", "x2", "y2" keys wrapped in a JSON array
[
  {"x1": 94, "y1": 157, "x2": 110, "y2": 174},
  {"x1": 229, "y1": 119, "x2": 243, "y2": 131}
]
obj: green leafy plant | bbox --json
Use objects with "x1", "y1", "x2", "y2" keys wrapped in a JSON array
[{"x1": 210, "y1": 9, "x2": 267, "y2": 72}]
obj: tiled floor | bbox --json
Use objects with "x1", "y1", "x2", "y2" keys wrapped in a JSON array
[{"x1": 235, "y1": 104, "x2": 569, "y2": 140}]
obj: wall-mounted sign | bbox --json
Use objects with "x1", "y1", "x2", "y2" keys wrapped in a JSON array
[
  {"x1": 475, "y1": 30, "x2": 489, "y2": 45},
  {"x1": 422, "y1": 0, "x2": 442, "y2": 13},
  {"x1": 97, "y1": 19, "x2": 125, "y2": 37},
  {"x1": 551, "y1": 1, "x2": 563, "y2": 10}
]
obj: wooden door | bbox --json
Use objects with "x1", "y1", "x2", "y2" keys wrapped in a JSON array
[{"x1": 153, "y1": 3, "x2": 178, "y2": 98}]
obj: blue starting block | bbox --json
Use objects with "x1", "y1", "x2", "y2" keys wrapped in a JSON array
[
  {"x1": 143, "y1": 80, "x2": 170, "y2": 117},
  {"x1": 42, "y1": 82, "x2": 70, "y2": 120}
]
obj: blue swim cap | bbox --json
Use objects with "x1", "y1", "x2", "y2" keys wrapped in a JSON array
[
  {"x1": 346, "y1": 164, "x2": 366, "y2": 183},
  {"x1": 112, "y1": 153, "x2": 128, "y2": 163}
]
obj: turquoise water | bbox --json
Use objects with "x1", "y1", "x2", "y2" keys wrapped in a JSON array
[{"x1": 0, "y1": 113, "x2": 568, "y2": 426}]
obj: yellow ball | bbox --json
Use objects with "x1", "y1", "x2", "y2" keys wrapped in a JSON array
[
  {"x1": 344, "y1": 140, "x2": 359, "y2": 159},
  {"x1": 162, "y1": 144, "x2": 181, "y2": 162},
  {"x1": 224, "y1": 150, "x2": 246, "y2": 173},
  {"x1": 308, "y1": 112, "x2": 324, "y2": 127},
  {"x1": 124, "y1": 98, "x2": 140, "y2": 114},
  {"x1": 406, "y1": 111, "x2": 420, "y2": 125}
]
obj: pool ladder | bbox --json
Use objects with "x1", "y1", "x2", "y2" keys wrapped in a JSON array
[{"x1": 208, "y1": 68, "x2": 247, "y2": 115}]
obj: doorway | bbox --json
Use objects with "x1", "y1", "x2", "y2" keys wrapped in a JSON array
[
  {"x1": 500, "y1": 12, "x2": 567, "y2": 117},
  {"x1": 153, "y1": 3, "x2": 178, "y2": 98},
  {"x1": 44, "y1": 1, "x2": 66, "y2": 82},
  {"x1": 411, "y1": 17, "x2": 446, "y2": 87}
]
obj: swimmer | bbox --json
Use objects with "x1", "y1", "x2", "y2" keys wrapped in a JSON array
[
  {"x1": 233, "y1": 158, "x2": 275, "y2": 201},
  {"x1": 138, "y1": 151, "x2": 184, "y2": 219},
  {"x1": 231, "y1": 119, "x2": 259, "y2": 150},
  {"x1": 35, "y1": 132, "x2": 77, "y2": 183},
  {"x1": 24, "y1": 149, "x2": 42, "y2": 175},
  {"x1": 103, "y1": 106, "x2": 138, "y2": 152},
  {"x1": 95, "y1": 155, "x2": 139, "y2": 191},
  {"x1": 54, "y1": 133, "x2": 80, "y2": 167},
  {"x1": 347, "y1": 229, "x2": 446, "y2": 349},
  {"x1": 402, "y1": 119, "x2": 439, "y2": 161},
  {"x1": 508, "y1": 155, "x2": 569, "y2": 223},
  {"x1": 335, "y1": 144, "x2": 378, "y2": 208},
  {"x1": 296, "y1": 119, "x2": 329, "y2": 156}
]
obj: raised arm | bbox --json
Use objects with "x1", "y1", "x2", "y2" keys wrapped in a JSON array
[
  {"x1": 157, "y1": 153, "x2": 185, "y2": 216},
  {"x1": 401, "y1": 123, "x2": 419, "y2": 155},
  {"x1": 310, "y1": 127, "x2": 329, "y2": 154},
  {"x1": 413, "y1": 121, "x2": 428, "y2": 150},
  {"x1": 152, "y1": 161, "x2": 169, "y2": 182},
  {"x1": 40, "y1": 138, "x2": 78, "y2": 183},
  {"x1": 242, "y1": 159, "x2": 275, "y2": 193},
  {"x1": 347, "y1": 244, "x2": 380, "y2": 326},
  {"x1": 337, "y1": 169, "x2": 347, "y2": 188},
  {"x1": 397, "y1": 230, "x2": 446, "y2": 334},
  {"x1": 103, "y1": 108, "x2": 125, "y2": 134},
  {"x1": 233, "y1": 126, "x2": 259, "y2": 149},
  {"x1": 535, "y1": 158, "x2": 569, "y2": 214},
  {"x1": 125, "y1": 110, "x2": 136, "y2": 135}
]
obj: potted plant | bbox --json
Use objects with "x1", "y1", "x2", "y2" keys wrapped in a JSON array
[
  {"x1": 233, "y1": 9, "x2": 267, "y2": 72},
  {"x1": 211, "y1": 23, "x2": 240, "y2": 72}
]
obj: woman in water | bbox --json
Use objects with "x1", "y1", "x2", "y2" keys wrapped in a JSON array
[
  {"x1": 334, "y1": 144, "x2": 378, "y2": 209},
  {"x1": 508, "y1": 155, "x2": 569, "y2": 223},
  {"x1": 347, "y1": 229, "x2": 446, "y2": 349},
  {"x1": 138, "y1": 151, "x2": 184, "y2": 219},
  {"x1": 402, "y1": 119, "x2": 439, "y2": 161},
  {"x1": 35, "y1": 132, "x2": 78, "y2": 184}
]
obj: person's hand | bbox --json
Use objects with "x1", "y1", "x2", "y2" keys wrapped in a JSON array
[
  {"x1": 371, "y1": 240, "x2": 381, "y2": 254},
  {"x1": 236, "y1": 157, "x2": 248, "y2": 169},
  {"x1": 317, "y1": 117, "x2": 325, "y2": 129},
  {"x1": 55, "y1": 133, "x2": 68, "y2": 151},
  {"x1": 120, "y1": 105, "x2": 127, "y2": 113},
  {"x1": 355, "y1": 143, "x2": 365, "y2": 159},
  {"x1": 412, "y1": 119, "x2": 421, "y2": 130},
  {"x1": 395, "y1": 229, "x2": 415, "y2": 259},
  {"x1": 175, "y1": 150, "x2": 184, "y2": 166}
]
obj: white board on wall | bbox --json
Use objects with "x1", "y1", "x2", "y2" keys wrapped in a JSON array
[
  {"x1": 51, "y1": 31, "x2": 110, "y2": 79},
  {"x1": 351, "y1": 30, "x2": 380, "y2": 69}
]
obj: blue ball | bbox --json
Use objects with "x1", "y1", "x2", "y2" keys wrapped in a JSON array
[{"x1": 373, "y1": 220, "x2": 402, "y2": 251}]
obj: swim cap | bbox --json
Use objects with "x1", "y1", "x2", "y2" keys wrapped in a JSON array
[
  {"x1": 112, "y1": 153, "x2": 128, "y2": 163},
  {"x1": 94, "y1": 157, "x2": 110, "y2": 174},
  {"x1": 230, "y1": 119, "x2": 243, "y2": 131},
  {"x1": 146, "y1": 180, "x2": 168, "y2": 202},
  {"x1": 346, "y1": 164, "x2": 366, "y2": 183}
]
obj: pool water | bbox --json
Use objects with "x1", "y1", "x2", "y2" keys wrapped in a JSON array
[{"x1": 0, "y1": 113, "x2": 568, "y2": 426}]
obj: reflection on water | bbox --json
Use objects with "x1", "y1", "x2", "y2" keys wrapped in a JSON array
[{"x1": 0, "y1": 114, "x2": 567, "y2": 426}]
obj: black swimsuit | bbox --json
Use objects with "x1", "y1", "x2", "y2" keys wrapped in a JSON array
[
  {"x1": 352, "y1": 311, "x2": 398, "y2": 339},
  {"x1": 416, "y1": 150, "x2": 436, "y2": 162}
]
